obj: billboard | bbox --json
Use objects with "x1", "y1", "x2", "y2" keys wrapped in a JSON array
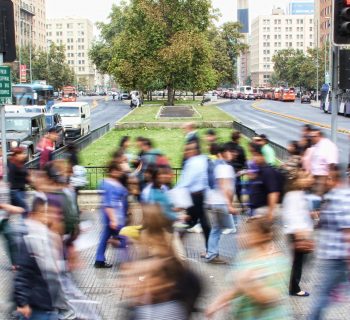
[
  {"x1": 20, "y1": 65, "x2": 27, "y2": 83},
  {"x1": 289, "y1": 2, "x2": 314, "y2": 15},
  {"x1": 238, "y1": 8, "x2": 249, "y2": 33}
]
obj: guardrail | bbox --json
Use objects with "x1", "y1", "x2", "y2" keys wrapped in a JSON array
[
  {"x1": 26, "y1": 123, "x2": 110, "y2": 169},
  {"x1": 232, "y1": 121, "x2": 289, "y2": 162}
]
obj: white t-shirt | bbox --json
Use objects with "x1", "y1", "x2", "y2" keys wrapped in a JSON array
[{"x1": 207, "y1": 163, "x2": 235, "y2": 205}]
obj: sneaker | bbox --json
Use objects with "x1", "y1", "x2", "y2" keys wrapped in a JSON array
[
  {"x1": 58, "y1": 309, "x2": 77, "y2": 320},
  {"x1": 94, "y1": 261, "x2": 113, "y2": 268},
  {"x1": 187, "y1": 224, "x2": 202, "y2": 233},
  {"x1": 222, "y1": 228, "x2": 236, "y2": 235},
  {"x1": 208, "y1": 257, "x2": 227, "y2": 265}
]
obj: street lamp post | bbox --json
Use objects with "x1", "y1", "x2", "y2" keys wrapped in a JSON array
[{"x1": 316, "y1": 19, "x2": 319, "y2": 103}]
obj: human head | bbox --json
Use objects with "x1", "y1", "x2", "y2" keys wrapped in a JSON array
[
  {"x1": 183, "y1": 122, "x2": 196, "y2": 134},
  {"x1": 45, "y1": 160, "x2": 71, "y2": 186},
  {"x1": 240, "y1": 216, "x2": 274, "y2": 249},
  {"x1": 302, "y1": 124, "x2": 313, "y2": 137},
  {"x1": 252, "y1": 136, "x2": 264, "y2": 146},
  {"x1": 205, "y1": 129, "x2": 217, "y2": 144},
  {"x1": 119, "y1": 136, "x2": 131, "y2": 149},
  {"x1": 10, "y1": 147, "x2": 27, "y2": 164},
  {"x1": 259, "y1": 134, "x2": 269, "y2": 146},
  {"x1": 141, "y1": 138, "x2": 153, "y2": 152},
  {"x1": 107, "y1": 160, "x2": 124, "y2": 181},
  {"x1": 287, "y1": 140, "x2": 301, "y2": 156},
  {"x1": 217, "y1": 144, "x2": 234, "y2": 162},
  {"x1": 29, "y1": 197, "x2": 48, "y2": 225},
  {"x1": 326, "y1": 165, "x2": 343, "y2": 191},
  {"x1": 231, "y1": 131, "x2": 241, "y2": 143},
  {"x1": 289, "y1": 170, "x2": 314, "y2": 191},
  {"x1": 151, "y1": 165, "x2": 173, "y2": 188},
  {"x1": 184, "y1": 141, "x2": 200, "y2": 159},
  {"x1": 48, "y1": 127, "x2": 58, "y2": 142},
  {"x1": 136, "y1": 136, "x2": 145, "y2": 150},
  {"x1": 250, "y1": 143, "x2": 265, "y2": 166},
  {"x1": 309, "y1": 128, "x2": 323, "y2": 145}
]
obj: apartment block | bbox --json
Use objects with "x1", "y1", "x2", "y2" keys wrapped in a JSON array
[
  {"x1": 250, "y1": 9, "x2": 314, "y2": 87},
  {"x1": 314, "y1": 0, "x2": 331, "y2": 47},
  {"x1": 46, "y1": 17, "x2": 95, "y2": 89}
]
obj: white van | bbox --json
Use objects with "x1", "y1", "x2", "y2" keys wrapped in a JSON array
[
  {"x1": 51, "y1": 102, "x2": 91, "y2": 139},
  {"x1": 5, "y1": 105, "x2": 25, "y2": 114}
]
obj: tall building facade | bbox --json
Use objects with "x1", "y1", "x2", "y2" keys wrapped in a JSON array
[
  {"x1": 46, "y1": 18, "x2": 95, "y2": 89},
  {"x1": 314, "y1": 0, "x2": 331, "y2": 47},
  {"x1": 288, "y1": 0, "x2": 314, "y2": 15},
  {"x1": 237, "y1": 0, "x2": 250, "y2": 86},
  {"x1": 13, "y1": 0, "x2": 47, "y2": 49},
  {"x1": 250, "y1": 9, "x2": 314, "y2": 87}
]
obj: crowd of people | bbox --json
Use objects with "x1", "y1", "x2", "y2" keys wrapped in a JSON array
[{"x1": 0, "y1": 121, "x2": 349, "y2": 320}]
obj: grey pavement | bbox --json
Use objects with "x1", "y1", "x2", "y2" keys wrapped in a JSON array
[
  {"x1": 219, "y1": 99, "x2": 350, "y2": 164},
  {"x1": 0, "y1": 208, "x2": 349, "y2": 319}
]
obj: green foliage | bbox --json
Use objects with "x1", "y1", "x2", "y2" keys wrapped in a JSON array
[
  {"x1": 11, "y1": 43, "x2": 75, "y2": 90},
  {"x1": 90, "y1": 1, "x2": 246, "y2": 104},
  {"x1": 272, "y1": 47, "x2": 326, "y2": 89}
]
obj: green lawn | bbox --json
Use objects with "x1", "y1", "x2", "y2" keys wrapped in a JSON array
[
  {"x1": 143, "y1": 99, "x2": 201, "y2": 106},
  {"x1": 120, "y1": 105, "x2": 233, "y2": 123},
  {"x1": 80, "y1": 128, "x2": 248, "y2": 168}
]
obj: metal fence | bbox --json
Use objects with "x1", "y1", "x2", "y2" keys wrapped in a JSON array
[
  {"x1": 232, "y1": 121, "x2": 289, "y2": 162},
  {"x1": 26, "y1": 123, "x2": 110, "y2": 169}
]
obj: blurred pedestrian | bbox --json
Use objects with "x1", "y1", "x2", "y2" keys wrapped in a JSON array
[
  {"x1": 183, "y1": 122, "x2": 200, "y2": 145},
  {"x1": 205, "y1": 144, "x2": 236, "y2": 264},
  {"x1": 256, "y1": 134, "x2": 277, "y2": 166},
  {"x1": 281, "y1": 141, "x2": 302, "y2": 185},
  {"x1": 248, "y1": 144, "x2": 280, "y2": 221},
  {"x1": 95, "y1": 161, "x2": 128, "y2": 268},
  {"x1": 282, "y1": 171, "x2": 314, "y2": 297},
  {"x1": 206, "y1": 216, "x2": 291, "y2": 319},
  {"x1": 205, "y1": 129, "x2": 217, "y2": 145},
  {"x1": 37, "y1": 127, "x2": 58, "y2": 169},
  {"x1": 8, "y1": 147, "x2": 29, "y2": 215},
  {"x1": 176, "y1": 141, "x2": 211, "y2": 251},
  {"x1": 119, "y1": 136, "x2": 134, "y2": 163},
  {"x1": 66, "y1": 143, "x2": 79, "y2": 168},
  {"x1": 309, "y1": 128, "x2": 338, "y2": 196},
  {"x1": 309, "y1": 166, "x2": 350, "y2": 320}
]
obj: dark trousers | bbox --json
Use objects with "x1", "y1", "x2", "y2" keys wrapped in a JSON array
[
  {"x1": 235, "y1": 176, "x2": 242, "y2": 204},
  {"x1": 187, "y1": 191, "x2": 211, "y2": 249},
  {"x1": 289, "y1": 234, "x2": 305, "y2": 294}
]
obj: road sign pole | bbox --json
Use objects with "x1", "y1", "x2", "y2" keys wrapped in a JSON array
[
  {"x1": 331, "y1": 46, "x2": 339, "y2": 144},
  {"x1": 0, "y1": 53, "x2": 7, "y2": 182}
]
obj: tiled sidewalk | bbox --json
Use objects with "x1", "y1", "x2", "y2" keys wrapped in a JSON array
[{"x1": 0, "y1": 209, "x2": 349, "y2": 320}]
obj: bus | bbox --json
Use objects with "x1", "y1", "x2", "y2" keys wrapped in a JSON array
[
  {"x1": 12, "y1": 83, "x2": 55, "y2": 110},
  {"x1": 280, "y1": 88, "x2": 296, "y2": 102},
  {"x1": 62, "y1": 86, "x2": 78, "y2": 102},
  {"x1": 272, "y1": 88, "x2": 282, "y2": 100}
]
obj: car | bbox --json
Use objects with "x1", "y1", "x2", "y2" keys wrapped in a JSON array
[
  {"x1": 301, "y1": 94, "x2": 311, "y2": 103},
  {"x1": 120, "y1": 91, "x2": 130, "y2": 100},
  {"x1": 246, "y1": 93, "x2": 256, "y2": 100},
  {"x1": 1, "y1": 113, "x2": 46, "y2": 160},
  {"x1": 44, "y1": 113, "x2": 65, "y2": 148}
]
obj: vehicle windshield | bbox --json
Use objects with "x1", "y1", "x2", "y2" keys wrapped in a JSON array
[
  {"x1": 45, "y1": 116, "x2": 53, "y2": 127},
  {"x1": 12, "y1": 87, "x2": 54, "y2": 106},
  {"x1": 51, "y1": 106, "x2": 80, "y2": 117},
  {"x1": 26, "y1": 108, "x2": 43, "y2": 113},
  {"x1": 0, "y1": 118, "x2": 31, "y2": 132}
]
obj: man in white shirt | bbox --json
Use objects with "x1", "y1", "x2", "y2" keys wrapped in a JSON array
[{"x1": 205, "y1": 144, "x2": 236, "y2": 264}]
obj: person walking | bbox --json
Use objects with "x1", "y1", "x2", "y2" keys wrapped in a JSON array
[
  {"x1": 183, "y1": 122, "x2": 200, "y2": 145},
  {"x1": 205, "y1": 144, "x2": 236, "y2": 264},
  {"x1": 175, "y1": 141, "x2": 211, "y2": 251},
  {"x1": 37, "y1": 128, "x2": 58, "y2": 169},
  {"x1": 255, "y1": 134, "x2": 277, "y2": 166},
  {"x1": 282, "y1": 171, "x2": 314, "y2": 297},
  {"x1": 309, "y1": 166, "x2": 350, "y2": 320},
  {"x1": 309, "y1": 128, "x2": 338, "y2": 196},
  {"x1": 95, "y1": 161, "x2": 128, "y2": 268}
]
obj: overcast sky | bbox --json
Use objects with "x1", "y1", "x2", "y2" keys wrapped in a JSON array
[{"x1": 46, "y1": 0, "x2": 291, "y2": 29}]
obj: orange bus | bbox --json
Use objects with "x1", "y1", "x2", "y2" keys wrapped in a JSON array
[
  {"x1": 62, "y1": 86, "x2": 77, "y2": 102},
  {"x1": 280, "y1": 88, "x2": 296, "y2": 102}
]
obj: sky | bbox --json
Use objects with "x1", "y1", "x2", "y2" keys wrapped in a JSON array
[{"x1": 46, "y1": 0, "x2": 292, "y2": 30}]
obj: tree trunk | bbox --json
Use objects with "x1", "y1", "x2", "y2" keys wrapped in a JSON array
[
  {"x1": 193, "y1": 92, "x2": 195, "y2": 101},
  {"x1": 167, "y1": 84, "x2": 175, "y2": 106}
]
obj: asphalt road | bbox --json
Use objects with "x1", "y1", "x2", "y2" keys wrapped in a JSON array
[
  {"x1": 76, "y1": 96, "x2": 130, "y2": 130},
  {"x1": 219, "y1": 99, "x2": 350, "y2": 164}
]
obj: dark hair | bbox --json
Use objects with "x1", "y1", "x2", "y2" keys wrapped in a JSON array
[
  {"x1": 250, "y1": 143, "x2": 263, "y2": 155},
  {"x1": 209, "y1": 143, "x2": 220, "y2": 156},
  {"x1": 107, "y1": 160, "x2": 122, "y2": 174},
  {"x1": 136, "y1": 136, "x2": 145, "y2": 143},
  {"x1": 206, "y1": 129, "x2": 216, "y2": 136},
  {"x1": 112, "y1": 149, "x2": 124, "y2": 161},
  {"x1": 231, "y1": 131, "x2": 241, "y2": 142},
  {"x1": 186, "y1": 141, "x2": 200, "y2": 154},
  {"x1": 142, "y1": 138, "x2": 153, "y2": 148},
  {"x1": 288, "y1": 140, "x2": 301, "y2": 156},
  {"x1": 310, "y1": 128, "x2": 323, "y2": 137},
  {"x1": 48, "y1": 127, "x2": 56, "y2": 133},
  {"x1": 119, "y1": 136, "x2": 130, "y2": 148},
  {"x1": 259, "y1": 134, "x2": 268, "y2": 141},
  {"x1": 151, "y1": 165, "x2": 171, "y2": 188},
  {"x1": 31, "y1": 197, "x2": 47, "y2": 213}
]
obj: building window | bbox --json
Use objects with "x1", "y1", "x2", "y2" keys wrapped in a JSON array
[
  {"x1": 56, "y1": 24, "x2": 62, "y2": 29},
  {"x1": 77, "y1": 23, "x2": 84, "y2": 29},
  {"x1": 56, "y1": 31, "x2": 62, "y2": 37},
  {"x1": 67, "y1": 23, "x2": 73, "y2": 29},
  {"x1": 67, "y1": 31, "x2": 73, "y2": 36},
  {"x1": 78, "y1": 31, "x2": 85, "y2": 36}
]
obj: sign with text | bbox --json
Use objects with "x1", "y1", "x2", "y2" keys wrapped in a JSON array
[
  {"x1": 20, "y1": 65, "x2": 27, "y2": 83},
  {"x1": 0, "y1": 66, "x2": 12, "y2": 99}
]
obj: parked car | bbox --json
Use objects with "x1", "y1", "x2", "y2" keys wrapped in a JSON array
[
  {"x1": 120, "y1": 91, "x2": 130, "y2": 100},
  {"x1": 44, "y1": 113, "x2": 65, "y2": 148},
  {"x1": 301, "y1": 94, "x2": 311, "y2": 103},
  {"x1": 246, "y1": 93, "x2": 256, "y2": 100},
  {"x1": 2, "y1": 113, "x2": 46, "y2": 160}
]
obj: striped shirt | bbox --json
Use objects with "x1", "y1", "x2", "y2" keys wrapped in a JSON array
[{"x1": 317, "y1": 187, "x2": 350, "y2": 260}]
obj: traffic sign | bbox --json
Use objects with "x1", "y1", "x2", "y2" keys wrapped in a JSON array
[{"x1": 0, "y1": 66, "x2": 11, "y2": 98}]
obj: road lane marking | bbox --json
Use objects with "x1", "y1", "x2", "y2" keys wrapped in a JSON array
[{"x1": 251, "y1": 101, "x2": 350, "y2": 135}]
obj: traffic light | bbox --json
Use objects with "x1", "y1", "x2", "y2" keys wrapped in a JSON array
[
  {"x1": 339, "y1": 50, "x2": 350, "y2": 89},
  {"x1": 0, "y1": 0, "x2": 16, "y2": 63}
]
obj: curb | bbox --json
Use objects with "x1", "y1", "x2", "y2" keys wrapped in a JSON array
[{"x1": 251, "y1": 102, "x2": 350, "y2": 135}]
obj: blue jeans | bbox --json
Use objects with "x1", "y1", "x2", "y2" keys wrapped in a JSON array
[
  {"x1": 10, "y1": 190, "x2": 28, "y2": 216},
  {"x1": 309, "y1": 259, "x2": 349, "y2": 320},
  {"x1": 207, "y1": 205, "x2": 235, "y2": 260},
  {"x1": 18, "y1": 310, "x2": 58, "y2": 320}
]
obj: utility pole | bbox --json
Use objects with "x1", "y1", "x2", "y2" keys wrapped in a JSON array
[
  {"x1": 330, "y1": 46, "x2": 339, "y2": 144},
  {"x1": 0, "y1": 53, "x2": 7, "y2": 182}
]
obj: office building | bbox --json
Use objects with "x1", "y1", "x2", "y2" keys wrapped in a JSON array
[
  {"x1": 237, "y1": 0, "x2": 250, "y2": 86},
  {"x1": 250, "y1": 9, "x2": 314, "y2": 87},
  {"x1": 288, "y1": 0, "x2": 314, "y2": 15},
  {"x1": 314, "y1": 0, "x2": 331, "y2": 47},
  {"x1": 46, "y1": 17, "x2": 95, "y2": 89},
  {"x1": 13, "y1": 0, "x2": 47, "y2": 49}
]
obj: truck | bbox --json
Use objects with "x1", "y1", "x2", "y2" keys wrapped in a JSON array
[{"x1": 62, "y1": 86, "x2": 78, "y2": 102}]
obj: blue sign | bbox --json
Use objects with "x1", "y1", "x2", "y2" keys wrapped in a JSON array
[
  {"x1": 238, "y1": 9, "x2": 249, "y2": 33},
  {"x1": 290, "y1": 2, "x2": 314, "y2": 15}
]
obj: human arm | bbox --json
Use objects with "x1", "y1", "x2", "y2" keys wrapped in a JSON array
[
  {"x1": 105, "y1": 207, "x2": 118, "y2": 230},
  {"x1": 267, "y1": 192, "x2": 279, "y2": 221},
  {"x1": 206, "y1": 288, "x2": 238, "y2": 318},
  {"x1": 218, "y1": 178, "x2": 235, "y2": 214},
  {"x1": 0, "y1": 203, "x2": 25, "y2": 215}
]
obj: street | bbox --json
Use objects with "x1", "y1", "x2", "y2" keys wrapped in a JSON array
[
  {"x1": 219, "y1": 99, "x2": 350, "y2": 163},
  {"x1": 76, "y1": 96, "x2": 131, "y2": 130}
]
